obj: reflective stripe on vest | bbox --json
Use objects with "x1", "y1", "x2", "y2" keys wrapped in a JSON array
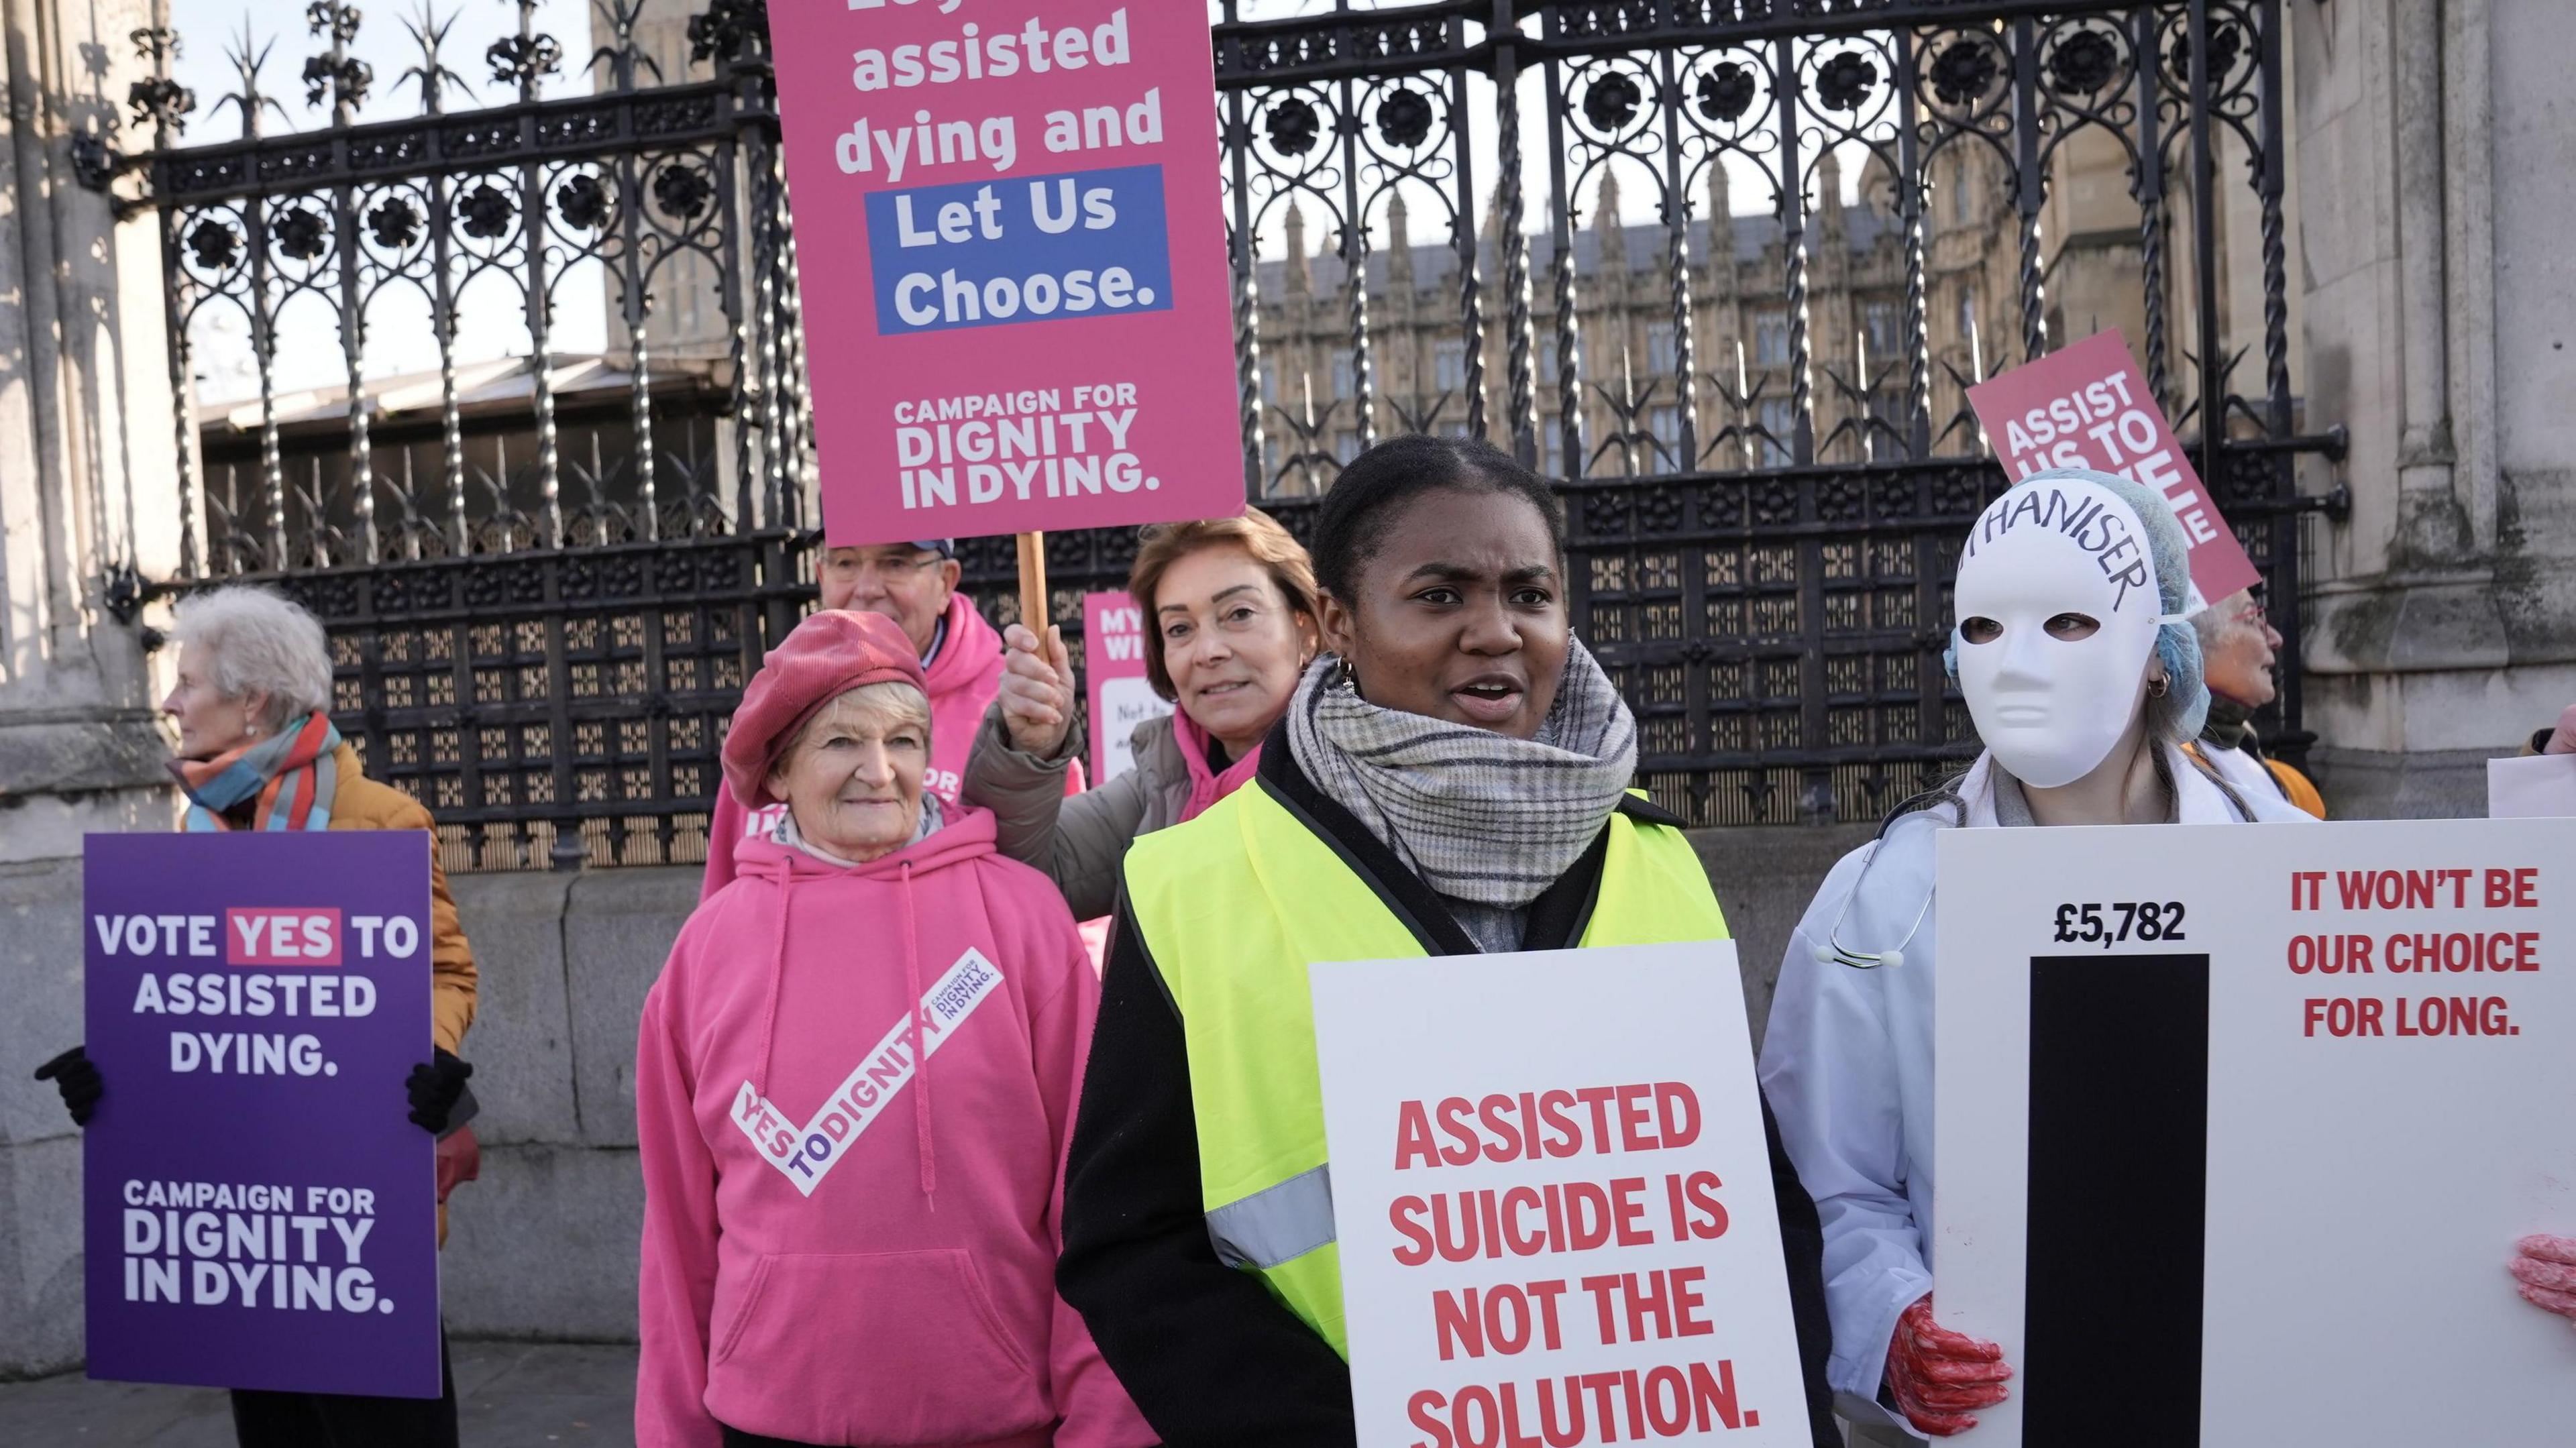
[
  {"x1": 1121, "y1": 777, "x2": 1730, "y2": 1357},
  {"x1": 1206, "y1": 1162, "x2": 1334, "y2": 1270}
]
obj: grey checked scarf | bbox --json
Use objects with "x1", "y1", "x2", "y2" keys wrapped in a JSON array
[{"x1": 1286, "y1": 641, "x2": 1638, "y2": 911}]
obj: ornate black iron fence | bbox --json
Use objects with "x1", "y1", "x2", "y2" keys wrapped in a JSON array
[
  {"x1": 86, "y1": 0, "x2": 804, "y2": 572},
  {"x1": 96, "y1": 0, "x2": 2339, "y2": 868},
  {"x1": 257, "y1": 532, "x2": 804, "y2": 873},
  {"x1": 88, "y1": 1, "x2": 812, "y2": 871},
  {"x1": 983, "y1": 0, "x2": 2342, "y2": 828}
]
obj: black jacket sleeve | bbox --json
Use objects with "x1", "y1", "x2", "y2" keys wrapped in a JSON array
[
  {"x1": 1056, "y1": 896, "x2": 1358, "y2": 1448},
  {"x1": 1764, "y1": 1093, "x2": 1843, "y2": 1448}
]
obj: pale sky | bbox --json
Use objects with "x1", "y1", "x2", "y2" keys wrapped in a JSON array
[{"x1": 168, "y1": 0, "x2": 602, "y2": 403}]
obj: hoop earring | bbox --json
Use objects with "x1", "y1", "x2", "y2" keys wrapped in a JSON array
[
  {"x1": 1336, "y1": 657, "x2": 1357, "y2": 689},
  {"x1": 2147, "y1": 675, "x2": 2171, "y2": 700}
]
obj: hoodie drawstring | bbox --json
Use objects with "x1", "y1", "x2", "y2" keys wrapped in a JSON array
[
  {"x1": 753, "y1": 869, "x2": 796, "y2": 1096},
  {"x1": 900, "y1": 859, "x2": 936, "y2": 1201}
]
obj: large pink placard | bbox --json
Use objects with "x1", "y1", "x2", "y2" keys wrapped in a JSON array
[
  {"x1": 1968, "y1": 329, "x2": 2261, "y2": 603},
  {"x1": 771, "y1": 2, "x2": 1246, "y2": 545}
]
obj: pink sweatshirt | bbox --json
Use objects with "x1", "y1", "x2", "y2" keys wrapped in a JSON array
[
  {"x1": 702, "y1": 594, "x2": 1007, "y2": 900},
  {"x1": 636, "y1": 808, "x2": 1152, "y2": 1448}
]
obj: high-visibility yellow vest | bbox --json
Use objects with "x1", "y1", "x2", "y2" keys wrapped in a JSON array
[{"x1": 1120, "y1": 776, "x2": 1731, "y2": 1357}]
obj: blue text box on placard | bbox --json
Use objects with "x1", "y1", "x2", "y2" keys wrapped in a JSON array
[{"x1": 865, "y1": 164, "x2": 1175, "y2": 336}]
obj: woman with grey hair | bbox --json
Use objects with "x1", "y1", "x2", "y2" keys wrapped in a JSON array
[
  {"x1": 32, "y1": 584, "x2": 482, "y2": 1448},
  {"x1": 2186, "y1": 586, "x2": 2324, "y2": 817}
]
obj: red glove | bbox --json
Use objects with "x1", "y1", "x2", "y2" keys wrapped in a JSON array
[
  {"x1": 2509, "y1": 1235, "x2": 2576, "y2": 1325},
  {"x1": 1884, "y1": 1296, "x2": 2012, "y2": 1437}
]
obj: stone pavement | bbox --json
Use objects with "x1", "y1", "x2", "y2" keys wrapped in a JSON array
[{"x1": 0, "y1": 1341, "x2": 637, "y2": 1445}]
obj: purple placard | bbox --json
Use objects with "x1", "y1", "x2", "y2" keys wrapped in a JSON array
[{"x1": 83, "y1": 831, "x2": 440, "y2": 1398}]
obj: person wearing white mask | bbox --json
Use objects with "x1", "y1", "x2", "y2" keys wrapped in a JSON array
[{"x1": 1758, "y1": 467, "x2": 2313, "y2": 1445}]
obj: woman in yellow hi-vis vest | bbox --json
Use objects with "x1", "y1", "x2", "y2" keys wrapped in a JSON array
[{"x1": 1057, "y1": 436, "x2": 1838, "y2": 1448}]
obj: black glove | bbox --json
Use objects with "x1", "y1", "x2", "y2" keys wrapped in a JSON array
[
  {"x1": 405, "y1": 1049, "x2": 473, "y2": 1135},
  {"x1": 34, "y1": 1046, "x2": 103, "y2": 1127}
]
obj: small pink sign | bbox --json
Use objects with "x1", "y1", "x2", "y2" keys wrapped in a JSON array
[
  {"x1": 771, "y1": 2, "x2": 1246, "y2": 545},
  {"x1": 223, "y1": 907, "x2": 343, "y2": 966},
  {"x1": 1968, "y1": 329, "x2": 2261, "y2": 603},
  {"x1": 1083, "y1": 590, "x2": 1172, "y2": 785}
]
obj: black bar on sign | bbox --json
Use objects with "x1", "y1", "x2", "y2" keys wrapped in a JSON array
[{"x1": 2023, "y1": 952, "x2": 2208, "y2": 1445}]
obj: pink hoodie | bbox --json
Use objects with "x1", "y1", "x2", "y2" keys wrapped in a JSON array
[
  {"x1": 1170, "y1": 707, "x2": 1262, "y2": 825},
  {"x1": 636, "y1": 807, "x2": 1152, "y2": 1448},
  {"x1": 702, "y1": 594, "x2": 1007, "y2": 901}
]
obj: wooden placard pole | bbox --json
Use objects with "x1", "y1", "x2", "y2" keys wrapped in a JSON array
[{"x1": 1016, "y1": 531, "x2": 1049, "y2": 636}]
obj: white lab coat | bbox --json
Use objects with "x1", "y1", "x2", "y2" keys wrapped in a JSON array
[{"x1": 1757, "y1": 745, "x2": 2313, "y2": 1435}]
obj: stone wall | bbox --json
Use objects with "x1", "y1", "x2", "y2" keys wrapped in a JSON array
[
  {"x1": 2293, "y1": 0, "x2": 2576, "y2": 814},
  {"x1": 0, "y1": 0, "x2": 197, "y2": 1379},
  {"x1": 436, "y1": 870, "x2": 693, "y2": 1343},
  {"x1": 0, "y1": 858, "x2": 91, "y2": 1378}
]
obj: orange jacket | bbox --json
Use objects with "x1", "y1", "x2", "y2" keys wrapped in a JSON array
[
  {"x1": 2263, "y1": 757, "x2": 2327, "y2": 818},
  {"x1": 315, "y1": 741, "x2": 480, "y2": 1245},
  {"x1": 317, "y1": 742, "x2": 478, "y2": 1054}
]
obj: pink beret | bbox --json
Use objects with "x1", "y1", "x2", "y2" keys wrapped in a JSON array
[{"x1": 721, "y1": 611, "x2": 930, "y2": 808}]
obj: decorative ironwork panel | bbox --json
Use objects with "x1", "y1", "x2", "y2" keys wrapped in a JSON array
[
  {"x1": 1199, "y1": 0, "x2": 2334, "y2": 822},
  {"x1": 103, "y1": 0, "x2": 802, "y2": 579},
  {"x1": 241, "y1": 533, "x2": 808, "y2": 874}
]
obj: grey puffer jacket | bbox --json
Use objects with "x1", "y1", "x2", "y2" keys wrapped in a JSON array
[{"x1": 959, "y1": 704, "x2": 1196, "y2": 921}]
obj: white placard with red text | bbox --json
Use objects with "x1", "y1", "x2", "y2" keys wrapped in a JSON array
[
  {"x1": 1933, "y1": 820, "x2": 2576, "y2": 1446},
  {"x1": 1311, "y1": 942, "x2": 1815, "y2": 1448},
  {"x1": 1082, "y1": 590, "x2": 1173, "y2": 785},
  {"x1": 1968, "y1": 329, "x2": 2261, "y2": 602}
]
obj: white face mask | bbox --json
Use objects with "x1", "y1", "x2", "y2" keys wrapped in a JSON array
[{"x1": 1952, "y1": 479, "x2": 2169, "y2": 789}]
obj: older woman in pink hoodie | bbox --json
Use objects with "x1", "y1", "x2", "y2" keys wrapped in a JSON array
[{"x1": 636, "y1": 610, "x2": 1152, "y2": 1448}]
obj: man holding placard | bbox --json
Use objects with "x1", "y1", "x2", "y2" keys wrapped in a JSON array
[
  {"x1": 758, "y1": 0, "x2": 1248, "y2": 904},
  {"x1": 1057, "y1": 438, "x2": 1836, "y2": 1447}
]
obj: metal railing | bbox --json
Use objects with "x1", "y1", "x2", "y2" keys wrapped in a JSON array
[{"x1": 89, "y1": 0, "x2": 2337, "y2": 865}]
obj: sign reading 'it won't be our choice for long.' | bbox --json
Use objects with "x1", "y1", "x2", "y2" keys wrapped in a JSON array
[
  {"x1": 1933, "y1": 819, "x2": 2576, "y2": 1448},
  {"x1": 771, "y1": 0, "x2": 1245, "y2": 546}
]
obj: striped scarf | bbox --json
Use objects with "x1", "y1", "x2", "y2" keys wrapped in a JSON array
[
  {"x1": 1286, "y1": 642, "x2": 1638, "y2": 909},
  {"x1": 172, "y1": 713, "x2": 341, "y2": 832}
]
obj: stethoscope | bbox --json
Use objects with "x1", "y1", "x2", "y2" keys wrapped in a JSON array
[
  {"x1": 1811, "y1": 738, "x2": 2257, "y2": 970},
  {"x1": 1810, "y1": 795, "x2": 1945, "y2": 970},
  {"x1": 1812, "y1": 551, "x2": 2219, "y2": 972}
]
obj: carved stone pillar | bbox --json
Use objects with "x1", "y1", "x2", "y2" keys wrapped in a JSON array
[
  {"x1": 0, "y1": 0, "x2": 186, "y2": 1378},
  {"x1": 2294, "y1": 0, "x2": 2576, "y2": 816}
]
